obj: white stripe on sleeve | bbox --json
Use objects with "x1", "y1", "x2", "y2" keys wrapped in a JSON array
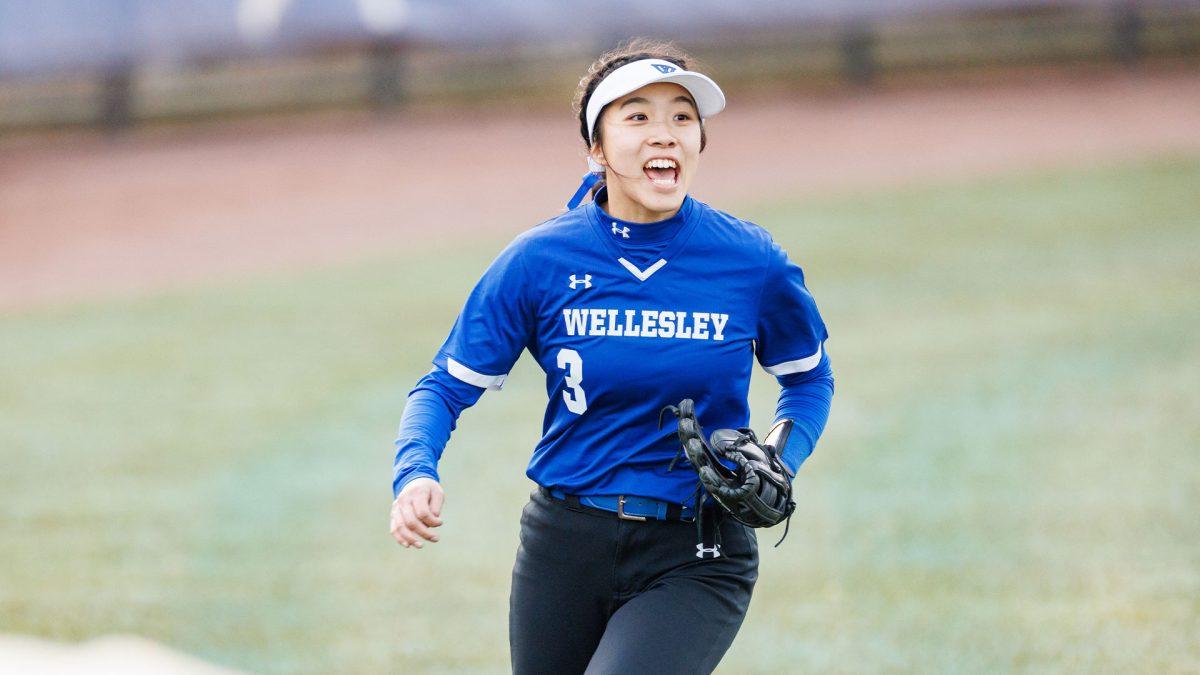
[
  {"x1": 763, "y1": 341, "x2": 824, "y2": 376},
  {"x1": 446, "y1": 357, "x2": 508, "y2": 390}
]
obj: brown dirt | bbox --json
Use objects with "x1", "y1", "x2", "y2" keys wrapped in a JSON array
[{"x1": 1, "y1": 67, "x2": 1197, "y2": 312}]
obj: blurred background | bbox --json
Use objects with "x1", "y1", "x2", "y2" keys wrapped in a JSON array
[{"x1": 1, "y1": 0, "x2": 1198, "y2": 672}]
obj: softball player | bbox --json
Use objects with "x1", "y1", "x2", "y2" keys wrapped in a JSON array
[{"x1": 390, "y1": 39, "x2": 834, "y2": 674}]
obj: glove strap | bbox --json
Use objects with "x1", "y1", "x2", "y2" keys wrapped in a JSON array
[
  {"x1": 774, "y1": 510, "x2": 793, "y2": 547},
  {"x1": 691, "y1": 483, "x2": 724, "y2": 559}
]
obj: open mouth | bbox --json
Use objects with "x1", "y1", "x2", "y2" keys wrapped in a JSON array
[{"x1": 643, "y1": 158, "x2": 679, "y2": 188}]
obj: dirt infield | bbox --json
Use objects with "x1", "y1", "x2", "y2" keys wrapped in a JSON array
[{"x1": 1, "y1": 67, "x2": 1197, "y2": 311}]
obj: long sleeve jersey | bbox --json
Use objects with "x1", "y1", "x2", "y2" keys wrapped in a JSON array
[{"x1": 392, "y1": 188, "x2": 834, "y2": 502}]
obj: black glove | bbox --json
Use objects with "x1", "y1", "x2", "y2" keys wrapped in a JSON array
[{"x1": 660, "y1": 398, "x2": 798, "y2": 546}]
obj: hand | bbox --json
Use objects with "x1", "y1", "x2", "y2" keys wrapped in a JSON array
[{"x1": 390, "y1": 477, "x2": 444, "y2": 549}]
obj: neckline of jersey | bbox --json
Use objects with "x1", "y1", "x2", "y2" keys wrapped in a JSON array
[
  {"x1": 594, "y1": 188, "x2": 691, "y2": 245},
  {"x1": 584, "y1": 188, "x2": 702, "y2": 264}
]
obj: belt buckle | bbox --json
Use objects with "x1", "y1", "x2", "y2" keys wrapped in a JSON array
[{"x1": 617, "y1": 495, "x2": 648, "y2": 521}]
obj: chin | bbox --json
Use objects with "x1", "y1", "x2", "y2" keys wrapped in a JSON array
[{"x1": 639, "y1": 188, "x2": 686, "y2": 214}]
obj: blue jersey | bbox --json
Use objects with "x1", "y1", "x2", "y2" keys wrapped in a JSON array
[{"x1": 420, "y1": 188, "x2": 829, "y2": 505}]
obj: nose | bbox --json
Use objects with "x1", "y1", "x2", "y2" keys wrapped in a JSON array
[{"x1": 647, "y1": 122, "x2": 677, "y2": 147}]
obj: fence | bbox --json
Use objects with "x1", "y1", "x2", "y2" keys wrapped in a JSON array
[{"x1": 1, "y1": 0, "x2": 1197, "y2": 131}]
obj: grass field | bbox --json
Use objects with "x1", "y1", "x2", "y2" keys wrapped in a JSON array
[{"x1": 2, "y1": 155, "x2": 1198, "y2": 673}]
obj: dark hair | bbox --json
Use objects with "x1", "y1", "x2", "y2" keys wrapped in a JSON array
[{"x1": 572, "y1": 38, "x2": 709, "y2": 195}]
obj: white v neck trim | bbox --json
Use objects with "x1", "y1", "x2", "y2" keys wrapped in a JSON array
[{"x1": 617, "y1": 257, "x2": 667, "y2": 282}]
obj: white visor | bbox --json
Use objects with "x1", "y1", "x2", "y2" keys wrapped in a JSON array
[{"x1": 585, "y1": 58, "x2": 725, "y2": 148}]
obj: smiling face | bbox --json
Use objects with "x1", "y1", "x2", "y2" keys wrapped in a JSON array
[{"x1": 589, "y1": 81, "x2": 702, "y2": 223}]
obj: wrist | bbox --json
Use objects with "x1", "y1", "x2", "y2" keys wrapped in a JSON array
[{"x1": 393, "y1": 470, "x2": 440, "y2": 499}]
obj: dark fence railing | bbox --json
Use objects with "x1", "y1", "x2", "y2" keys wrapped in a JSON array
[{"x1": 1, "y1": 0, "x2": 1197, "y2": 131}]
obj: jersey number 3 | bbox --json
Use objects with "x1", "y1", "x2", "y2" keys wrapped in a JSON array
[{"x1": 556, "y1": 348, "x2": 588, "y2": 414}]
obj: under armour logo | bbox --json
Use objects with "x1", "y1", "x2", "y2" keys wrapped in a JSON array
[
  {"x1": 611, "y1": 223, "x2": 630, "y2": 238},
  {"x1": 652, "y1": 64, "x2": 677, "y2": 74},
  {"x1": 695, "y1": 543, "x2": 722, "y2": 559},
  {"x1": 568, "y1": 274, "x2": 592, "y2": 290}
]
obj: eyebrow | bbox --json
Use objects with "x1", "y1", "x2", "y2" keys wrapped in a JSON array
[{"x1": 618, "y1": 95, "x2": 695, "y2": 109}]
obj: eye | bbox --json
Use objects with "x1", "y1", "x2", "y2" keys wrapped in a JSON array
[
  {"x1": 674, "y1": 112, "x2": 693, "y2": 121},
  {"x1": 628, "y1": 113, "x2": 648, "y2": 121}
]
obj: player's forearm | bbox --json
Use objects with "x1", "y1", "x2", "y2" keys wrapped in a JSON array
[
  {"x1": 773, "y1": 355, "x2": 834, "y2": 475},
  {"x1": 391, "y1": 367, "x2": 485, "y2": 497},
  {"x1": 392, "y1": 453, "x2": 440, "y2": 498},
  {"x1": 392, "y1": 389, "x2": 451, "y2": 497}
]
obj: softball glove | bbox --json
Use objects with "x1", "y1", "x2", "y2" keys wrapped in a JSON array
[{"x1": 659, "y1": 398, "x2": 798, "y2": 546}]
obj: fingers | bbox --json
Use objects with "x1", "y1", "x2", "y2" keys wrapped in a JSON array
[
  {"x1": 429, "y1": 487, "x2": 445, "y2": 517},
  {"x1": 390, "y1": 483, "x2": 445, "y2": 550},
  {"x1": 412, "y1": 496, "x2": 443, "y2": 529},
  {"x1": 402, "y1": 501, "x2": 439, "y2": 544},
  {"x1": 390, "y1": 500, "x2": 420, "y2": 548}
]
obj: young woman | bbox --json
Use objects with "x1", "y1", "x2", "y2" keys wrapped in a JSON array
[{"x1": 390, "y1": 39, "x2": 834, "y2": 674}]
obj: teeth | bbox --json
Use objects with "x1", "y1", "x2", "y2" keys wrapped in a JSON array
[{"x1": 644, "y1": 158, "x2": 677, "y2": 170}]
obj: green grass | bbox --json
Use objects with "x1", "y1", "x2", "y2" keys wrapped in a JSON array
[{"x1": 2, "y1": 155, "x2": 1198, "y2": 673}]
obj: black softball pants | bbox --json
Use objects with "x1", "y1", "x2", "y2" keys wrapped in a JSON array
[{"x1": 509, "y1": 486, "x2": 759, "y2": 674}]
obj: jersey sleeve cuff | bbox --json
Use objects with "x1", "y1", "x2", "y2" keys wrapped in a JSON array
[
  {"x1": 761, "y1": 340, "x2": 824, "y2": 376},
  {"x1": 393, "y1": 468, "x2": 440, "y2": 499},
  {"x1": 434, "y1": 352, "x2": 509, "y2": 391}
]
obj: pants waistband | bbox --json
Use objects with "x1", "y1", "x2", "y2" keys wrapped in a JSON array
[{"x1": 538, "y1": 485, "x2": 697, "y2": 522}]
